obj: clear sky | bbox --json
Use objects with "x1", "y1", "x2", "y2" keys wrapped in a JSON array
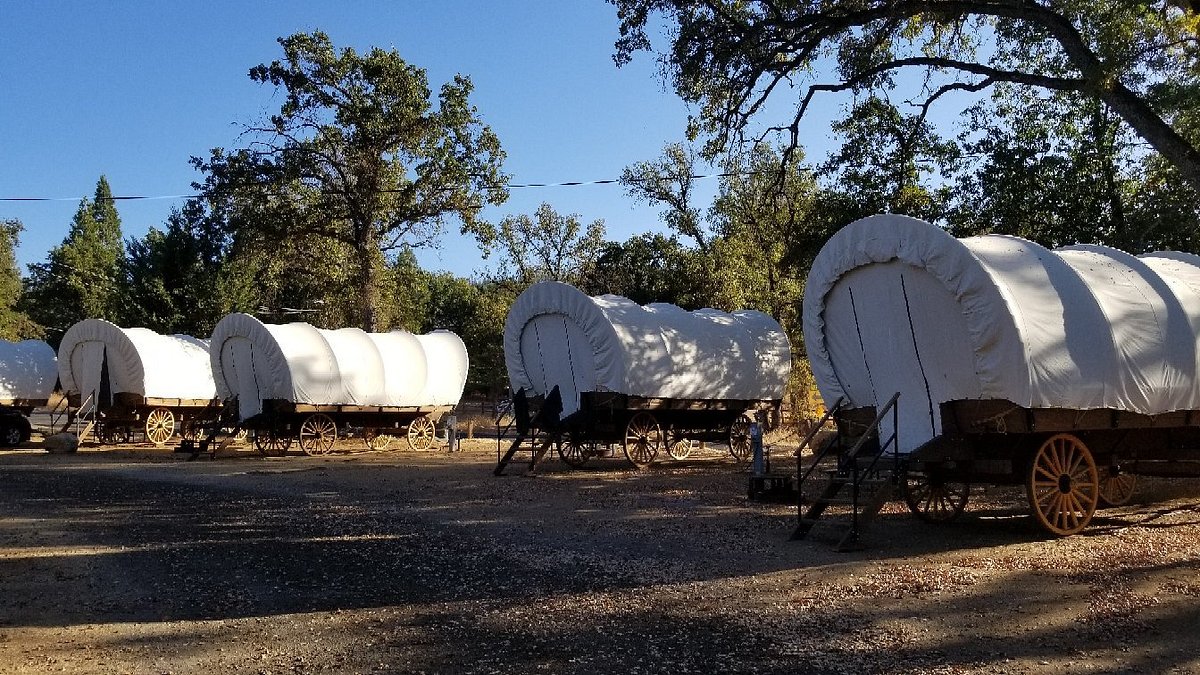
[{"x1": 0, "y1": 1, "x2": 742, "y2": 278}]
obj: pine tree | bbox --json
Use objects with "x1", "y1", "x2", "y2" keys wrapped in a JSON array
[{"x1": 22, "y1": 176, "x2": 128, "y2": 338}]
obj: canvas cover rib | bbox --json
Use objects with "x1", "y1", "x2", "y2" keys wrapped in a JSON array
[
  {"x1": 504, "y1": 281, "x2": 792, "y2": 416},
  {"x1": 805, "y1": 214, "x2": 1200, "y2": 453}
]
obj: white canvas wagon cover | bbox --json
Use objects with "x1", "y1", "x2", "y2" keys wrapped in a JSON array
[
  {"x1": 805, "y1": 214, "x2": 1200, "y2": 453},
  {"x1": 209, "y1": 313, "x2": 469, "y2": 421},
  {"x1": 0, "y1": 340, "x2": 56, "y2": 404},
  {"x1": 57, "y1": 319, "x2": 216, "y2": 404},
  {"x1": 504, "y1": 281, "x2": 792, "y2": 416}
]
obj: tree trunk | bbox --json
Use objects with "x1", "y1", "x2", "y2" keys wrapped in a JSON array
[{"x1": 357, "y1": 238, "x2": 380, "y2": 333}]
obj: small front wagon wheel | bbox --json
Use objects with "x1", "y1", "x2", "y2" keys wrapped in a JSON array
[
  {"x1": 1027, "y1": 433, "x2": 1099, "y2": 536},
  {"x1": 254, "y1": 429, "x2": 291, "y2": 457},
  {"x1": 298, "y1": 413, "x2": 337, "y2": 456},
  {"x1": 1098, "y1": 467, "x2": 1137, "y2": 507},
  {"x1": 557, "y1": 433, "x2": 592, "y2": 468},
  {"x1": 364, "y1": 428, "x2": 396, "y2": 452},
  {"x1": 728, "y1": 416, "x2": 753, "y2": 463},
  {"x1": 903, "y1": 467, "x2": 969, "y2": 522},
  {"x1": 623, "y1": 412, "x2": 661, "y2": 468},
  {"x1": 407, "y1": 417, "x2": 437, "y2": 450},
  {"x1": 145, "y1": 407, "x2": 175, "y2": 446}
]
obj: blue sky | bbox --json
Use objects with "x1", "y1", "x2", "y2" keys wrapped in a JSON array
[
  {"x1": 0, "y1": 2, "x2": 878, "y2": 279},
  {"x1": 0, "y1": 2, "x2": 695, "y2": 277}
]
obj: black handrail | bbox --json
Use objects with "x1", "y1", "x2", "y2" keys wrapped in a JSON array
[
  {"x1": 848, "y1": 392, "x2": 901, "y2": 535},
  {"x1": 795, "y1": 397, "x2": 846, "y2": 488}
]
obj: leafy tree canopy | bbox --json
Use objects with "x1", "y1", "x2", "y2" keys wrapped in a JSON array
[
  {"x1": 611, "y1": 1, "x2": 1200, "y2": 192},
  {"x1": 193, "y1": 31, "x2": 509, "y2": 331}
]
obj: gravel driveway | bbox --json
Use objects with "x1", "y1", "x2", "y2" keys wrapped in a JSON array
[{"x1": 1, "y1": 440, "x2": 1199, "y2": 674}]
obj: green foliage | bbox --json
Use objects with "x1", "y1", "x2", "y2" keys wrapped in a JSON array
[
  {"x1": 579, "y1": 232, "x2": 709, "y2": 307},
  {"x1": 611, "y1": 1, "x2": 1200, "y2": 191},
  {"x1": 22, "y1": 176, "x2": 127, "y2": 339},
  {"x1": 123, "y1": 202, "x2": 226, "y2": 334},
  {"x1": 0, "y1": 219, "x2": 41, "y2": 341},
  {"x1": 619, "y1": 143, "x2": 710, "y2": 250},
  {"x1": 487, "y1": 203, "x2": 606, "y2": 286},
  {"x1": 193, "y1": 30, "x2": 509, "y2": 331}
]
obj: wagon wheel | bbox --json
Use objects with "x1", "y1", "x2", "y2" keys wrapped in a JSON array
[
  {"x1": 1098, "y1": 467, "x2": 1137, "y2": 507},
  {"x1": 623, "y1": 412, "x2": 661, "y2": 468},
  {"x1": 94, "y1": 423, "x2": 112, "y2": 446},
  {"x1": 728, "y1": 415, "x2": 753, "y2": 463},
  {"x1": 298, "y1": 413, "x2": 337, "y2": 456},
  {"x1": 110, "y1": 425, "x2": 131, "y2": 445},
  {"x1": 145, "y1": 407, "x2": 175, "y2": 446},
  {"x1": 181, "y1": 421, "x2": 204, "y2": 443},
  {"x1": 254, "y1": 428, "x2": 291, "y2": 457},
  {"x1": 407, "y1": 417, "x2": 437, "y2": 451},
  {"x1": 1027, "y1": 433, "x2": 1099, "y2": 536},
  {"x1": 557, "y1": 432, "x2": 593, "y2": 468},
  {"x1": 364, "y1": 428, "x2": 396, "y2": 452},
  {"x1": 902, "y1": 467, "x2": 969, "y2": 523},
  {"x1": 232, "y1": 428, "x2": 249, "y2": 444},
  {"x1": 666, "y1": 429, "x2": 693, "y2": 460}
]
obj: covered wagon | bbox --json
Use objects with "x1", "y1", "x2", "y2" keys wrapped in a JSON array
[
  {"x1": 57, "y1": 319, "x2": 217, "y2": 445},
  {"x1": 802, "y1": 213, "x2": 1200, "y2": 538},
  {"x1": 209, "y1": 313, "x2": 468, "y2": 455},
  {"x1": 0, "y1": 339, "x2": 57, "y2": 446},
  {"x1": 501, "y1": 281, "x2": 791, "y2": 469}
]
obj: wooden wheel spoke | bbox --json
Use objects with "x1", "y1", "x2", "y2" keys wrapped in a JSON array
[{"x1": 1028, "y1": 434, "x2": 1097, "y2": 536}]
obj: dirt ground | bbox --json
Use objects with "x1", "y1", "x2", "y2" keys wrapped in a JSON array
[{"x1": 0, "y1": 437, "x2": 1199, "y2": 674}]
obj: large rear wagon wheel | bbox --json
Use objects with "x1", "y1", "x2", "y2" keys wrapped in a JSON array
[
  {"x1": 1098, "y1": 467, "x2": 1137, "y2": 507},
  {"x1": 902, "y1": 467, "x2": 969, "y2": 522},
  {"x1": 1027, "y1": 433, "x2": 1099, "y2": 536},
  {"x1": 407, "y1": 417, "x2": 437, "y2": 450},
  {"x1": 623, "y1": 412, "x2": 661, "y2": 468},
  {"x1": 254, "y1": 429, "x2": 291, "y2": 457},
  {"x1": 145, "y1": 408, "x2": 175, "y2": 446},
  {"x1": 298, "y1": 413, "x2": 337, "y2": 456}
]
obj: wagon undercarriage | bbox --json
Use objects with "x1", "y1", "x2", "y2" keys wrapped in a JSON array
[{"x1": 798, "y1": 395, "x2": 1200, "y2": 546}]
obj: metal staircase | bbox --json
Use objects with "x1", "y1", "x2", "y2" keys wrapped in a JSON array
[{"x1": 792, "y1": 393, "x2": 901, "y2": 551}]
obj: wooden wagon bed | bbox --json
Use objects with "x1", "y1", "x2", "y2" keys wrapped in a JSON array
[
  {"x1": 801, "y1": 396, "x2": 1200, "y2": 543},
  {"x1": 233, "y1": 399, "x2": 455, "y2": 456}
]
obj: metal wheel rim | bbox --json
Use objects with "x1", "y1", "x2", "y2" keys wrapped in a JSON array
[
  {"x1": 299, "y1": 414, "x2": 337, "y2": 456},
  {"x1": 365, "y1": 428, "x2": 395, "y2": 452},
  {"x1": 903, "y1": 469, "x2": 969, "y2": 522},
  {"x1": 1027, "y1": 433, "x2": 1099, "y2": 536},
  {"x1": 145, "y1": 408, "x2": 175, "y2": 445},
  {"x1": 623, "y1": 412, "x2": 661, "y2": 468},
  {"x1": 557, "y1": 435, "x2": 591, "y2": 468},
  {"x1": 254, "y1": 430, "x2": 291, "y2": 457},
  {"x1": 1098, "y1": 469, "x2": 1137, "y2": 507},
  {"x1": 407, "y1": 417, "x2": 436, "y2": 450},
  {"x1": 728, "y1": 417, "x2": 752, "y2": 462}
]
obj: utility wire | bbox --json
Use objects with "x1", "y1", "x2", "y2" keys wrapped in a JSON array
[{"x1": 0, "y1": 171, "x2": 755, "y2": 203}]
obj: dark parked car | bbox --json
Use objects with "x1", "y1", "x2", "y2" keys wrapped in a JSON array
[{"x1": 0, "y1": 405, "x2": 31, "y2": 447}]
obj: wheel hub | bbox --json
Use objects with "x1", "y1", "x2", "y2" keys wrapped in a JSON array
[{"x1": 1058, "y1": 474, "x2": 1072, "y2": 493}]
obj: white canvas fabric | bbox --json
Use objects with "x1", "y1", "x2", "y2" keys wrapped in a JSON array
[
  {"x1": 805, "y1": 214, "x2": 1200, "y2": 453},
  {"x1": 209, "y1": 313, "x2": 469, "y2": 421},
  {"x1": 504, "y1": 281, "x2": 792, "y2": 416},
  {"x1": 57, "y1": 319, "x2": 216, "y2": 406},
  {"x1": 0, "y1": 340, "x2": 56, "y2": 403}
]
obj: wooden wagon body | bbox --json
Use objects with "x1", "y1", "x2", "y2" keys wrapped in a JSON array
[
  {"x1": 68, "y1": 391, "x2": 220, "y2": 445},
  {"x1": 233, "y1": 399, "x2": 454, "y2": 455}
]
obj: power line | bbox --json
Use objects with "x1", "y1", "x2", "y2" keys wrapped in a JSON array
[{"x1": 0, "y1": 172, "x2": 754, "y2": 203}]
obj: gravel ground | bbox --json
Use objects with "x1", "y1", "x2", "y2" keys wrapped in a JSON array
[{"x1": 1, "y1": 438, "x2": 1199, "y2": 674}]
